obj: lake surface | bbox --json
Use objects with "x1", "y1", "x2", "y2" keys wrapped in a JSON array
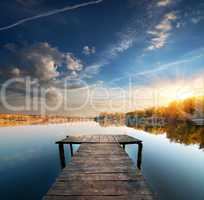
[{"x1": 0, "y1": 122, "x2": 204, "y2": 200}]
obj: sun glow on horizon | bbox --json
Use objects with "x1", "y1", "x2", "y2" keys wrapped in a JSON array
[
  {"x1": 151, "y1": 75, "x2": 204, "y2": 107},
  {"x1": 174, "y1": 92, "x2": 195, "y2": 101}
]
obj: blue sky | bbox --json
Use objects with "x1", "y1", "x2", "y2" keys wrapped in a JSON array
[{"x1": 0, "y1": 0, "x2": 204, "y2": 116}]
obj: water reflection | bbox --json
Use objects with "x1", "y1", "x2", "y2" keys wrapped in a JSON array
[
  {"x1": 0, "y1": 122, "x2": 204, "y2": 200},
  {"x1": 98, "y1": 118, "x2": 204, "y2": 149},
  {"x1": 140, "y1": 123, "x2": 204, "y2": 150}
]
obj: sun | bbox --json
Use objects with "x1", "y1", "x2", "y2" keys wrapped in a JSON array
[{"x1": 174, "y1": 91, "x2": 195, "y2": 101}]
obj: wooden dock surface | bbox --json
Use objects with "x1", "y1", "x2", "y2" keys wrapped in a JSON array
[
  {"x1": 56, "y1": 134, "x2": 142, "y2": 144},
  {"x1": 43, "y1": 135, "x2": 154, "y2": 200}
]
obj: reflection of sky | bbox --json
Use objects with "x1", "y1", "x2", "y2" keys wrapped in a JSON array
[
  {"x1": 0, "y1": 125, "x2": 67, "y2": 170},
  {"x1": 0, "y1": 122, "x2": 204, "y2": 200},
  {"x1": 126, "y1": 131, "x2": 204, "y2": 200}
]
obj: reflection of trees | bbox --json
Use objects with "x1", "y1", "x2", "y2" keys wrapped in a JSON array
[
  {"x1": 165, "y1": 123, "x2": 204, "y2": 149},
  {"x1": 133, "y1": 123, "x2": 204, "y2": 150},
  {"x1": 96, "y1": 112, "x2": 126, "y2": 127},
  {"x1": 97, "y1": 116, "x2": 204, "y2": 150},
  {"x1": 97, "y1": 96, "x2": 204, "y2": 149},
  {"x1": 0, "y1": 114, "x2": 93, "y2": 127}
]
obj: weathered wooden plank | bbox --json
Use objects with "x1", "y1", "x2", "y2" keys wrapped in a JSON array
[
  {"x1": 68, "y1": 160, "x2": 133, "y2": 166},
  {"x1": 71, "y1": 155, "x2": 131, "y2": 161},
  {"x1": 66, "y1": 162, "x2": 133, "y2": 168},
  {"x1": 71, "y1": 155, "x2": 130, "y2": 160},
  {"x1": 62, "y1": 166, "x2": 135, "y2": 174},
  {"x1": 43, "y1": 195, "x2": 154, "y2": 200},
  {"x1": 46, "y1": 180, "x2": 151, "y2": 196},
  {"x1": 57, "y1": 172, "x2": 144, "y2": 181}
]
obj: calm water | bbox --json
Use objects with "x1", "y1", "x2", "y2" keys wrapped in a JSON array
[{"x1": 0, "y1": 122, "x2": 204, "y2": 200}]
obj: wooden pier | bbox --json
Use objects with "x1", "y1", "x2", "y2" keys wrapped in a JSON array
[{"x1": 43, "y1": 135, "x2": 154, "y2": 200}]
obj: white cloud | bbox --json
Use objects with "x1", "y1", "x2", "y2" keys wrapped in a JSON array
[
  {"x1": 2, "y1": 42, "x2": 85, "y2": 81},
  {"x1": 165, "y1": 12, "x2": 177, "y2": 20},
  {"x1": 191, "y1": 17, "x2": 204, "y2": 24},
  {"x1": 10, "y1": 67, "x2": 21, "y2": 77},
  {"x1": 147, "y1": 12, "x2": 177, "y2": 50},
  {"x1": 111, "y1": 37, "x2": 134, "y2": 55},
  {"x1": 45, "y1": 87, "x2": 63, "y2": 104},
  {"x1": 2, "y1": 41, "x2": 104, "y2": 85},
  {"x1": 157, "y1": 0, "x2": 171, "y2": 7},
  {"x1": 82, "y1": 46, "x2": 96, "y2": 55},
  {"x1": 35, "y1": 56, "x2": 59, "y2": 81},
  {"x1": 110, "y1": 30, "x2": 136, "y2": 56},
  {"x1": 176, "y1": 22, "x2": 181, "y2": 28},
  {"x1": 19, "y1": 42, "x2": 61, "y2": 81},
  {"x1": 65, "y1": 53, "x2": 83, "y2": 71},
  {"x1": 155, "y1": 20, "x2": 172, "y2": 31},
  {"x1": 81, "y1": 63, "x2": 102, "y2": 79},
  {"x1": 0, "y1": 42, "x2": 62, "y2": 81},
  {"x1": 147, "y1": 32, "x2": 170, "y2": 50}
]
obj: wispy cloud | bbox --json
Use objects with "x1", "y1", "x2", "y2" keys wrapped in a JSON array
[
  {"x1": 110, "y1": 34, "x2": 135, "y2": 56},
  {"x1": 89, "y1": 1, "x2": 155, "y2": 72},
  {"x1": 0, "y1": 0, "x2": 103, "y2": 31},
  {"x1": 82, "y1": 46, "x2": 96, "y2": 55},
  {"x1": 157, "y1": 0, "x2": 172, "y2": 7},
  {"x1": 106, "y1": 19, "x2": 140, "y2": 59},
  {"x1": 81, "y1": 63, "x2": 102, "y2": 79},
  {"x1": 191, "y1": 16, "x2": 204, "y2": 24},
  {"x1": 87, "y1": 25, "x2": 138, "y2": 75},
  {"x1": 135, "y1": 54, "x2": 203, "y2": 76},
  {"x1": 147, "y1": 12, "x2": 177, "y2": 50}
]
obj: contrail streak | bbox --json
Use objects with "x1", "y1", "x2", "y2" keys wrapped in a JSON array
[{"x1": 0, "y1": 0, "x2": 103, "y2": 31}]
